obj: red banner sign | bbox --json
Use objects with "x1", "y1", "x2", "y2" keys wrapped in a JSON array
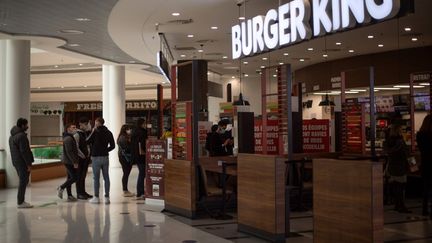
[
  {"x1": 302, "y1": 119, "x2": 330, "y2": 153},
  {"x1": 145, "y1": 139, "x2": 166, "y2": 199},
  {"x1": 254, "y1": 119, "x2": 279, "y2": 155}
]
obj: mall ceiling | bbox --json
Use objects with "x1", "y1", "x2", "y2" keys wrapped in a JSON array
[{"x1": 0, "y1": 0, "x2": 431, "y2": 81}]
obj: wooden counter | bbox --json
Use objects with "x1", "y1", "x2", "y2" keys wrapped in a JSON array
[
  {"x1": 237, "y1": 153, "x2": 286, "y2": 243},
  {"x1": 31, "y1": 162, "x2": 66, "y2": 182},
  {"x1": 164, "y1": 159, "x2": 196, "y2": 218},
  {"x1": 314, "y1": 159, "x2": 383, "y2": 243}
]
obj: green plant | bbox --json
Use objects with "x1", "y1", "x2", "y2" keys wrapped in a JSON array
[{"x1": 33, "y1": 146, "x2": 61, "y2": 159}]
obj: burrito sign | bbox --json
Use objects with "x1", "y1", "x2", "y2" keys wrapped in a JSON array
[{"x1": 232, "y1": 0, "x2": 400, "y2": 59}]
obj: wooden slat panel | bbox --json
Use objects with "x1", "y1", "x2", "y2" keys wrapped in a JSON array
[
  {"x1": 164, "y1": 159, "x2": 195, "y2": 212},
  {"x1": 31, "y1": 163, "x2": 66, "y2": 182},
  {"x1": 238, "y1": 153, "x2": 285, "y2": 235},
  {"x1": 314, "y1": 159, "x2": 383, "y2": 243}
]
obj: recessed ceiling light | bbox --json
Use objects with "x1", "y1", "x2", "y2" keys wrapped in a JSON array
[
  {"x1": 273, "y1": 74, "x2": 277, "y2": 77},
  {"x1": 307, "y1": 47, "x2": 314, "y2": 51},
  {"x1": 78, "y1": 63, "x2": 83, "y2": 66},
  {"x1": 378, "y1": 44, "x2": 384, "y2": 47},
  {"x1": 172, "y1": 13, "x2": 180, "y2": 16},
  {"x1": 67, "y1": 43, "x2": 80, "y2": 47},
  {"x1": 300, "y1": 59, "x2": 305, "y2": 62},
  {"x1": 211, "y1": 26, "x2": 218, "y2": 30},
  {"x1": 239, "y1": 17, "x2": 245, "y2": 20},
  {"x1": 279, "y1": 62, "x2": 284, "y2": 65},
  {"x1": 180, "y1": 54, "x2": 186, "y2": 57},
  {"x1": 83, "y1": 85, "x2": 88, "y2": 88},
  {"x1": 262, "y1": 57, "x2": 268, "y2": 60},
  {"x1": 411, "y1": 37, "x2": 418, "y2": 42},
  {"x1": 349, "y1": 49, "x2": 355, "y2": 53},
  {"x1": 404, "y1": 27, "x2": 411, "y2": 32},
  {"x1": 336, "y1": 42, "x2": 342, "y2": 46},
  {"x1": 222, "y1": 56, "x2": 228, "y2": 59},
  {"x1": 243, "y1": 61, "x2": 248, "y2": 64},
  {"x1": 283, "y1": 53, "x2": 289, "y2": 56},
  {"x1": 323, "y1": 54, "x2": 328, "y2": 58},
  {"x1": 368, "y1": 35, "x2": 374, "y2": 39},
  {"x1": 75, "y1": 18, "x2": 91, "y2": 22},
  {"x1": 260, "y1": 65, "x2": 265, "y2": 68},
  {"x1": 61, "y1": 86, "x2": 65, "y2": 89},
  {"x1": 244, "y1": 74, "x2": 249, "y2": 77},
  {"x1": 54, "y1": 65, "x2": 59, "y2": 68},
  {"x1": 198, "y1": 49, "x2": 203, "y2": 53},
  {"x1": 187, "y1": 34, "x2": 194, "y2": 38},
  {"x1": 58, "y1": 29, "x2": 84, "y2": 34},
  {"x1": 231, "y1": 76, "x2": 235, "y2": 79}
]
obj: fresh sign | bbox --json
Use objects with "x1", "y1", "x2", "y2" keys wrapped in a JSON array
[{"x1": 232, "y1": 0, "x2": 400, "y2": 59}]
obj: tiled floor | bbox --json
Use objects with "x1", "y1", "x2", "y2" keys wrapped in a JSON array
[{"x1": 1, "y1": 167, "x2": 432, "y2": 242}]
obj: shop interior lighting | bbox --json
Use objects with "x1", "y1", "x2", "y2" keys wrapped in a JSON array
[
  {"x1": 419, "y1": 83, "x2": 430, "y2": 86},
  {"x1": 198, "y1": 49, "x2": 203, "y2": 53},
  {"x1": 307, "y1": 47, "x2": 314, "y2": 51},
  {"x1": 171, "y1": 13, "x2": 180, "y2": 16},
  {"x1": 378, "y1": 44, "x2": 384, "y2": 47},
  {"x1": 180, "y1": 54, "x2": 186, "y2": 57},
  {"x1": 411, "y1": 37, "x2": 418, "y2": 42},
  {"x1": 211, "y1": 26, "x2": 218, "y2": 30},
  {"x1": 345, "y1": 91, "x2": 359, "y2": 94},
  {"x1": 368, "y1": 35, "x2": 374, "y2": 39},
  {"x1": 404, "y1": 27, "x2": 412, "y2": 32},
  {"x1": 394, "y1": 85, "x2": 425, "y2": 88},
  {"x1": 262, "y1": 57, "x2": 267, "y2": 60},
  {"x1": 322, "y1": 54, "x2": 328, "y2": 58},
  {"x1": 374, "y1": 87, "x2": 400, "y2": 90},
  {"x1": 75, "y1": 18, "x2": 91, "y2": 22},
  {"x1": 243, "y1": 61, "x2": 248, "y2": 64},
  {"x1": 54, "y1": 65, "x2": 59, "y2": 68},
  {"x1": 231, "y1": 76, "x2": 235, "y2": 79},
  {"x1": 244, "y1": 74, "x2": 249, "y2": 77},
  {"x1": 187, "y1": 34, "x2": 194, "y2": 38},
  {"x1": 273, "y1": 74, "x2": 277, "y2": 77},
  {"x1": 260, "y1": 65, "x2": 265, "y2": 68},
  {"x1": 238, "y1": 17, "x2": 245, "y2": 20},
  {"x1": 335, "y1": 42, "x2": 342, "y2": 46},
  {"x1": 350, "y1": 89, "x2": 367, "y2": 92},
  {"x1": 300, "y1": 59, "x2": 305, "y2": 62},
  {"x1": 222, "y1": 56, "x2": 228, "y2": 59},
  {"x1": 348, "y1": 49, "x2": 354, "y2": 53},
  {"x1": 283, "y1": 53, "x2": 289, "y2": 56},
  {"x1": 78, "y1": 63, "x2": 83, "y2": 66},
  {"x1": 279, "y1": 62, "x2": 284, "y2": 65}
]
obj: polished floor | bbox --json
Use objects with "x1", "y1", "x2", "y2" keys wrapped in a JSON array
[{"x1": 1, "y1": 167, "x2": 432, "y2": 242}]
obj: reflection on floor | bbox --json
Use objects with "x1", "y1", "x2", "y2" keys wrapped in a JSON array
[{"x1": 1, "y1": 167, "x2": 432, "y2": 242}]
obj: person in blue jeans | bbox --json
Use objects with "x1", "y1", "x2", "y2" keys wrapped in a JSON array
[{"x1": 86, "y1": 117, "x2": 115, "y2": 204}]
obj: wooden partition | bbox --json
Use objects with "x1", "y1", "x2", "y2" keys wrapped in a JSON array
[
  {"x1": 314, "y1": 159, "x2": 383, "y2": 243},
  {"x1": 164, "y1": 159, "x2": 196, "y2": 218},
  {"x1": 237, "y1": 153, "x2": 286, "y2": 243},
  {"x1": 31, "y1": 162, "x2": 66, "y2": 182}
]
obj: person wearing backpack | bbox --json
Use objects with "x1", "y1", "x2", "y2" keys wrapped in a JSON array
[{"x1": 117, "y1": 124, "x2": 134, "y2": 197}]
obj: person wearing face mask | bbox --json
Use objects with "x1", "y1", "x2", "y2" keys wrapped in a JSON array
[
  {"x1": 117, "y1": 124, "x2": 134, "y2": 197},
  {"x1": 57, "y1": 123, "x2": 79, "y2": 202},
  {"x1": 218, "y1": 119, "x2": 234, "y2": 156},
  {"x1": 74, "y1": 117, "x2": 93, "y2": 200},
  {"x1": 9, "y1": 118, "x2": 34, "y2": 208}
]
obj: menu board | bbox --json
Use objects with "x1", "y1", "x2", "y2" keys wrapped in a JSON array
[
  {"x1": 145, "y1": 139, "x2": 166, "y2": 200},
  {"x1": 254, "y1": 119, "x2": 279, "y2": 155},
  {"x1": 302, "y1": 119, "x2": 330, "y2": 153}
]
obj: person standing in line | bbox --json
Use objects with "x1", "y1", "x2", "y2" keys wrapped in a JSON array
[
  {"x1": 130, "y1": 118, "x2": 147, "y2": 200},
  {"x1": 74, "y1": 117, "x2": 93, "y2": 200},
  {"x1": 205, "y1": 124, "x2": 227, "y2": 157},
  {"x1": 416, "y1": 114, "x2": 432, "y2": 217},
  {"x1": 384, "y1": 124, "x2": 411, "y2": 213},
  {"x1": 117, "y1": 124, "x2": 134, "y2": 197},
  {"x1": 218, "y1": 119, "x2": 234, "y2": 155},
  {"x1": 9, "y1": 118, "x2": 34, "y2": 208},
  {"x1": 86, "y1": 117, "x2": 115, "y2": 204},
  {"x1": 57, "y1": 123, "x2": 79, "y2": 202}
]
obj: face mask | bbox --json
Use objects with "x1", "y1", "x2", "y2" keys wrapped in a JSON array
[{"x1": 126, "y1": 130, "x2": 132, "y2": 135}]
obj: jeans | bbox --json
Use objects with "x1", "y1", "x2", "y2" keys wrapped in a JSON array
[
  {"x1": 119, "y1": 154, "x2": 132, "y2": 192},
  {"x1": 136, "y1": 157, "x2": 146, "y2": 197},
  {"x1": 13, "y1": 163, "x2": 30, "y2": 205},
  {"x1": 76, "y1": 158, "x2": 90, "y2": 195},
  {"x1": 60, "y1": 164, "x2": 78, "y2": 196},
  {"x1": 91, "y1": 156, "x2": 110, "y2": 198}
]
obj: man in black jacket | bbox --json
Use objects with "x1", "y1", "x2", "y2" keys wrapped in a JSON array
[
  {"x1": 9, "y1": 118, "x2": 34, "y2": 208},
  {"x1": 130, "y1": 118, "x2": 148, "y2": 200},
  {"x1": 57, "y1": 123, "x2": 79, "y2": 201},
  {"x1": 74, "y1": 117, "x2": 92, "y2": 199},
  {"x1": 86, "y1": 117, "x2": 115, "y2": 204}
]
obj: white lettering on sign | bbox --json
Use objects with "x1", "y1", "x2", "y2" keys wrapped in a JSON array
[{"x1": 232, "y1": 0, "x2": 400, "y2": 59}]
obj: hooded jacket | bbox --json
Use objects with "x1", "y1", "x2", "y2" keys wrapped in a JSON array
[
  {"x1": 86, "y1": 126, "x2": 115, "y2": 157},
  {"x1": 9, "y1": 126, "x2": 34, "y2": 167},
  {"x1": 62, "y1": 132, "x2": 79, "y2": 165}
]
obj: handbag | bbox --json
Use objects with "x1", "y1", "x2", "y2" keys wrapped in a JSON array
[{"x1": 408, "y1": 156, "x2": 419, "y2": 173}]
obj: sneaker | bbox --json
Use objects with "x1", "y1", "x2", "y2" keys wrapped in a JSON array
[
  {"x1": 77, "y1": 194, "x2": 89, "y2": 200},
  {"x1": 17, "y1": 202, "x2": 33, "y2": 209},
  {"x1": 134, "y1": 195, "x2": 146, "y2": 201},
  {"x1": 104, "y1": 197, "x2": 110, "y2": 205},
  {"x1": 67, "y1": 196, "x2": 78, "y2": 202},
  {"x1": 89, "y1": 197, "x2": 100, "y2": 204},
  {"x1": 123, "y1": 191, "x2": 135, "y2": 197},
  {"x1": 57, "y1": 187, "x2": 64, "y2": 199},
  {"x1": 85, "y1": 192, "x2": 93, "y2": 198}
]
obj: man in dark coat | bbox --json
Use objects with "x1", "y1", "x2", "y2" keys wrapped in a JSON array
[
  {"x1": 9, "y1": 118, "x2": 34, "y2": 208},
  {"x1": 74, "y1": 117, "x2": 92, "y2": 199},
  {"x1": 57, "y1": 123, "x2": 79, "y2": 201},
  {"x1": 130, "y1": 118, "x2": 148, "y2": 200}
]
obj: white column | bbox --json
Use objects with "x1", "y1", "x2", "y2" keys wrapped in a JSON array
[
  {"x1": 1, "y1": 40, "x2": 31, "y2": 187},
  {"x1": 102, "y1": 65, "x2": 125, "y2": 167},
  {"x1": 0, "y1": 41, "x2": 5, "y2": 170}
]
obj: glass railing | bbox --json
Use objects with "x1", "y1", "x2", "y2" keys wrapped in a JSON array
[{"x1": 31, "y1": 145, "x2": 62, "y2": 165}]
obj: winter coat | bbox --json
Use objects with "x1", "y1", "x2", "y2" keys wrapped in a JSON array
[
  {"x1": 86, "y1": 126, "x2": 115, "y2": 157},
  {"x1": 8, "y1": 126, "x2": 34, "y2": 167},
  {"x1": 62, "y1": 133, "x2": 79, "y2": 165},
  {"x1": 417, "y1": 131, "x2": 432, "y2": 176},
  {"x1": 130, "y1": 127, "x2": 147, "y2": 164},
  {"x1": 74, "y1": 129, "x2": 89, "y2": 159},
  {"x1": 384, "y1": 135, "x2": 410, "y2": 177},
  {"x1": 205, "y1": 132, "x2": 226, "y2": 157}
]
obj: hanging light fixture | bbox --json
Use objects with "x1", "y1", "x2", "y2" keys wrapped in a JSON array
[
  {"x1": 233, "y1": 2, "x2": 249, "y2": 106},
  {"x1": 319, "y1": 94, "x2": 335, "y2": 106}
]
